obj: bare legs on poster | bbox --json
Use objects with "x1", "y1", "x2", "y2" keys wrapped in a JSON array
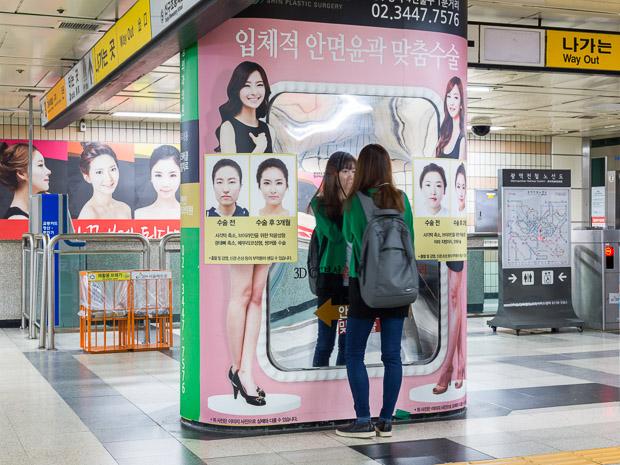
[
  {"x1": 227, "y1": 263, "x2": 269, "y2": 406},
  {"x1": 433, "y1": 266, "x2": 466, "y2": 394}
]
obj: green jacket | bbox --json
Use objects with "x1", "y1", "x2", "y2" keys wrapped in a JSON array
[
  {"x1": 310, "y1": 197, "x2": 347, "y2": 275},
  {"x1": 343, "y1": 188, "x2": 414, "y2": 278}
]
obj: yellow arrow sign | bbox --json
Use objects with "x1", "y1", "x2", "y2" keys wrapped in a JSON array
[{"x1": 314, "y1": 299, "x2": 348, "y2": 327}]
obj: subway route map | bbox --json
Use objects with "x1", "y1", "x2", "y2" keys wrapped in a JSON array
[{"x1": 501, "y1": 188, "x2": 571, "y2": 269}]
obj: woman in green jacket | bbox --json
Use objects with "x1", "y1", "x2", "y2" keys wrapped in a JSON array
[
  {"x1": 337, "y1": 144, "x2": 414, "y2": 439},
  {"x1": 310, "y1": 151, "x2": 356, "y2": 367}
]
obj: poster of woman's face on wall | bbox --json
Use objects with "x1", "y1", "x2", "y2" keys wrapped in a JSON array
[
  {"x1": 66, "y1": 142, "x2": 135, "y2": 220},
  {"x1": 134, "y1": 144, "x2": 182, "y2": 220},
  {"x1": 250, "y1": 155, "x2": 296, "y2": 217},
  {"x1": 414, "y1": 158, "x2": 451, "y2": 217},
  {"x1": 0, "y1": 140, "x2": 68, "y2": 220},
  {"x1": 0, "y1": 139, "x2": 182, "y2": 239}
]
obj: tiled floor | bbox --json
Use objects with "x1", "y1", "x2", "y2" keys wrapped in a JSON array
[{"x1": 2, "y1": 318, "x2": 620, "y2": 464}]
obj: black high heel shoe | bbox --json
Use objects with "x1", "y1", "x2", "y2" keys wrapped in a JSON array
[
  {"x1": 230, "y1": 366, "x2": 265, "y2": 398},
  {"x1": 232, "y1": 370, "x2": 266, "y2": 406}
]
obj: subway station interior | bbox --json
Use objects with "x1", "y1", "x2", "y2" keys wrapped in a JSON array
[{"x1": 5, "y1": 1, "x2": 620, "y2": 464}]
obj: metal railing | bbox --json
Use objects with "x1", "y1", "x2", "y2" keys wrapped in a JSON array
[
  {"x1": 21, "y1": 233, "x2": 34, "y2": 332},
  {"x1": 41, "y1": 233, "x2": 150, "y2": 350},
  {"x1": 159, "y1": 232, "x2": 180, "y2": 269},
  {"x1": 31, "y1": 234, "x2": 49, "y2": 345}
]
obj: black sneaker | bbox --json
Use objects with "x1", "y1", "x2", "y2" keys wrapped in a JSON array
[
  {"x1": 374, "y1": 419, "x2": 392, "y2": 437},
  {"x1": 335, "y1": 421, "x2": 375, "y2": 438}
]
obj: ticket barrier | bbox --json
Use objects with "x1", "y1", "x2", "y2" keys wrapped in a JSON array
[{"x1": 572, "y1": 229, "x2": 620, "y2": 330}]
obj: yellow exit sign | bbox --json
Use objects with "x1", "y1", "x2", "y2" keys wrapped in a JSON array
[{"x1": 547, "y1": 30, "x2": 620, "y2": 72}]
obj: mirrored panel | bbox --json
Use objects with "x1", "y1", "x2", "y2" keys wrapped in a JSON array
[{"x1": 267, "y1": 92, "x2": 441, "y2": 370}]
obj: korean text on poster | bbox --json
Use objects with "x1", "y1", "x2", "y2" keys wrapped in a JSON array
[
  {"x1": 412, "y1": 157, "x2": 467, "y2": 261},
  {"x1": 203, "y1": 153, "x2": 298, "y2": 265}
]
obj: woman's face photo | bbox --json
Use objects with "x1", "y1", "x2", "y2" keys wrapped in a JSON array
[
  {"x1": 31, "y1": 150, "x2": 51, "y2": 193},
  {"x1": 239, "y1": 70, "x2": 266, "y2": 110},
  {"x1": 422, "y1": 171, "x2": 445, "y2": 210},
  {"x1": 446, "y1": 85, "x2": 461, "y2": 119},
  {"x1": 259, "y1": 167, "x2": 287, "y2": 207},
  {"x1": 85, "y1": 154, "x2": 119, "y2": 194},
  {"x1": 456, "y1": 172, "x2": 466, "y2": 210},
  {"x1": 151, "y1": 158, "x2": 180, "y2": 200},
  {"x1": 214, "y1": 166, "x2": 241, "y2": 207},
  {"x1": 338, "y1": 166, "x2": 355, "y2": 195}
]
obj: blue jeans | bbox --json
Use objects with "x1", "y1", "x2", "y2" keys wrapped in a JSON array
[
  {"x1": 345, "y1": 316, "x2": 404, "y2": 422},
  {"x1": 313, "y1": 320, "x2": 346, "y2": 367}
]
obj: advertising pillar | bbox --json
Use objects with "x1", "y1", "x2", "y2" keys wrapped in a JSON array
[{"x1": 181, "y1": 1, "x2": 468, "y2": 427}]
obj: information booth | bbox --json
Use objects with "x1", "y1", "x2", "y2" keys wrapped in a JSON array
[{"x1": 179, "y1": 1, "x2": 468, "y2": 428}]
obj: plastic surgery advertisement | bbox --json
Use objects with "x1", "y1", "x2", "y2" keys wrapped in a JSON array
[
  {"x1": 0, "y1": 140, "x2": 181, "y2": 239},
  {"x1": 187, "y1": 0, "x2": 468, "y2": 427}
]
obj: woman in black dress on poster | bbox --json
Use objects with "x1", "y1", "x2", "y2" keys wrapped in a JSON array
[
  {"x1": 215, "y1": 61, "x2": 276, "y2": 407},
  {"x1": 216, "y1": 61, "x2": 275, "y2": 155}
]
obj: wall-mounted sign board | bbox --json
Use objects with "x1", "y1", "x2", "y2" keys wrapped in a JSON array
[{"x1": 41, "y1": 0, "x2": 254, "y2": 128}]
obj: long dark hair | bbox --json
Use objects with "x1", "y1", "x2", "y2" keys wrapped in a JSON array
[
  {"x1": 348, "y1": 144, "x2": 403, "y2": 212},
  {"x1": 436, "y1": 76, "x2": 465, "y2": 157},
  {"x1": 215, "y1": 61, "x2": 271, "y2": 151},
  {"x1": 313, "y1": 151, "x2": 356, "y2": 220}
]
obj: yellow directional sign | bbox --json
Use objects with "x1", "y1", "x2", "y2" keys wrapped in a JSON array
[
  {"x1": 546, "y1": 29, "x2": 620, "y2": 72},
  {"x1": 117, "y1": 0, "x2": 151, "y2": 64},
  {"x1": 314, "y1": 299, "x2": 348, "y2": 327},
  {"x1": 43, "y1": 79, "x2": 67, "y2": 122}
]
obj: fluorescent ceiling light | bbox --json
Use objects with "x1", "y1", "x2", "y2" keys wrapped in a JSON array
[
  {"x1": 467, "y1": 86, "x2": 492, "y2": 92},
  {"x1": 491, "y1": 126, "x2": 506, "y2": 131},
  {"x1": 112, "y1": 111, "x2": 180, "y2": 119}
]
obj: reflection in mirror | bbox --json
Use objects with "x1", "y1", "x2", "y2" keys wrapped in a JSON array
[{"x1": 267, "y1": 92, "x2": 441, "y2": 371}]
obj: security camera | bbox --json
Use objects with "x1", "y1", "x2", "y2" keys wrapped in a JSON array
[
  {"x1": 79, "y1": 119, "x2": 87, "y2": 132},
  {"x1": 470, "y1": 117, "x2": 492, "y2": 137}
]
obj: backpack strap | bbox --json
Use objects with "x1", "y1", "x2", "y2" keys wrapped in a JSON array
[{"x1": 356, "y1": 191, "x2": 378, "y2": 221}]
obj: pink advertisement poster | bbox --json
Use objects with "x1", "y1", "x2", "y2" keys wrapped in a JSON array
[
  {"x1": 0, "y1": 140, "x2": 181, "y2": 239},
  {"x1": 193, "y1": 3, "x2": 467, "y2": 426}
]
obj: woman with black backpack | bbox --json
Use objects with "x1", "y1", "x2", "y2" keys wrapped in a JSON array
[
  {"x1": 337, "y1": 144, "x2": 414, "y2": 439},
  {"x1": 310, "y1": 151, "x2": 356, "y2": 367}
]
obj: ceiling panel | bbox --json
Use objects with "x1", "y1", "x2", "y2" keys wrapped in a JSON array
[
  {"x1": 468, "y1": 91, "x2": 588, "y2": 111},
  {"x1": 0, "y1": 26, "x2": 96, "y2": 61},
  {"x1": 123, "y1": 73, "x2": 168, "y2": 93},
  {"x1": 0, "y1": 1, "x2": 22, "y2": 12},
  {"x1": 0, "y1": 65, "x2": 49, "y2": 87},
  {"x1": 111, "y1": 97, "x2": 180, "y2": 113},
  {"x1": 146, "y1": 74, "x2": 180, "y2": 94},
  {"x1": 97, "y1": 0, "x2": 138, "y2": 21},
  {"x1": 0, "y1": 93, "x2": 29, "y2": 109},
  {"x1": 94, "y1": 96, "x2": 130, "y2": 112},
  {"x1": 16, "y1": 0, "x2": 114, "y2": 18}
]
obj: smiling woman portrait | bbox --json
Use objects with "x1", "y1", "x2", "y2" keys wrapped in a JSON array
[
  {"x1": 215, "y1": 61, "x2": 275, "y2": 154},
  {"x1": 77, "y1": 143, "x2": 131, "y2": 220},
  {"x1": 134, "y1": 145, "x2": 181, "y2": 219}
]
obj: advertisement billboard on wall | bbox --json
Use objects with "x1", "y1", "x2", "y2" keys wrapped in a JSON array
[
  {"x1": 180, "y1": 0, "x2": 468, "y2": 427},
  {"x1": 0, "y1": 140, "x2": 181, "y2": 239}
]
